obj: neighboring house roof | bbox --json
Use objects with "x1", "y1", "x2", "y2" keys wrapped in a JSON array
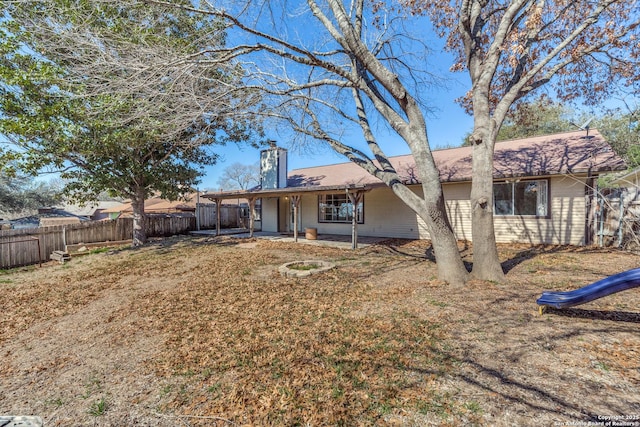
[
  {"x1": 61, "y1": 201, "x2": 124, "y2": 217},
  {"x1": 10, "y1": 208, "x2": 90, "y2": 229},
  {"x1": 102, "y1": 198, "x2": 166, "y2": 214},
  {"x1": 102, "y1": 193, "x2": 220, "y2": 215},
  {"x1": 611, "y1": 166, "x2": 640, "y2": 187}
]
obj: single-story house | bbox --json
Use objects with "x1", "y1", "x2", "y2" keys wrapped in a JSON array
[
  {"x1": 61, "y1": 201, "x2": 124, "y2": 221},
  {"x1": 203, "y1": 130, "x2": 626, "y2": 246},
  {"x1": 9, "y1": 207, "x2": 91, "y2": 229}
]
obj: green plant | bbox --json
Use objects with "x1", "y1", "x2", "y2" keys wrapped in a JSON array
[
  {"x1": 464, "y1": 400, "x2": 483, "y2": 414},
  {"x1": 45, "y1": 397, "x2": 64, "y2": 408},
  {"x1": 89, "y1": 247, "x2": 112, "y2": 254},
  {"x1": 428, "y1": 299, "x2": 448, "y2": 308},
  {"x1": 88, "y1": 398, "x2": 108, "y2": 416},
  {"x1": 207, "y1": 383, "x2": 221, "y2": 394},
  {"x1": 82, "y1": 374, "x2": 103, "y2": 399}
]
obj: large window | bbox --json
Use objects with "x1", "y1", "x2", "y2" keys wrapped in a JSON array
[
  {"x1": 494, "y1": 180, "x2": 548, "y2": 216},
  {"x1": 318, "y1": 193, "x2": 364, "y2": 223}
]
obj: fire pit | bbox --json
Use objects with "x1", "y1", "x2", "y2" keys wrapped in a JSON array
[{"x1": 278, "y1": 260, "x2": 335, "y2": 278}]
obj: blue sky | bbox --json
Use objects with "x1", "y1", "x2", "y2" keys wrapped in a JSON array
[
  {"x1": 200, "y1": 89, "x2": 474, "y2": 190},
  {"x1": 199, "y1": 10, "x2": 474, "y2": 191}
]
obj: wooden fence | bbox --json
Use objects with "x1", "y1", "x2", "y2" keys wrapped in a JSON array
[
  {"x1": 198, "y1": 203, "x2": 217, "y2": 229},
  {"x1": 0, "y1": 215, "x2": 195, "y2": 269},
  {"x1": 599, "y1": 187, "x2": 640, "y2": 251}
]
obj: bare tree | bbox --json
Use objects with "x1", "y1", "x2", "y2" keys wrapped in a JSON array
[
  {"x1": 217, "y1": 162, "x2": 260, "y2": 190},
  {"x1": 405, "y1": 0, "x2": 640, "y2": 281},
  {"x1": 140, "y1": 0, "x2": 469, "y2": 284}
]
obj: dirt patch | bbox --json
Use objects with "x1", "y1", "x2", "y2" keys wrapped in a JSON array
[{"x1": 0, "y1": 236, "x2": 639, "y2": 425}]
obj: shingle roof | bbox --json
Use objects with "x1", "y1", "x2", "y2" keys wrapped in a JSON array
[{"x1": 286, "y1": 130, "x2": 626, "y2": 188}]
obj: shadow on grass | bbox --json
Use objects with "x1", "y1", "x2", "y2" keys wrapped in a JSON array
[
  {"x1": 400, "y1": 328, "x2": 636, "y2": 422},
  {"x1": 500, "y1": 245, "x2": 570, "y2": 274},
  {"x1": 500, "y1": 244, "x2": 627, "y2": 274},
  {"x1": 544, "y1": 307, "x2": 640, "y2": 323},
  {"x1": 373, "y1": 240, "x2": 475, "y2": 272}
]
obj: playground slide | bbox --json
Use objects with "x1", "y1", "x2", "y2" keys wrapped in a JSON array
[{"x1": 536, "y1": 267, "x2": 640, "y2": 310}]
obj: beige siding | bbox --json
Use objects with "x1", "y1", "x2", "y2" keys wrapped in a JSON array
[
  {"x1": 263, "y1": 175, "x2": 589, "y2": 245},
  {"x1": 492, "y1": 176, "x2": 587, "y2": 245},
  {"x1": 443, "y1": 183, "x2": 472, "y2": 241},
  {"x1": 296, "y1": 187, "x2": 428, "y2": 239}
]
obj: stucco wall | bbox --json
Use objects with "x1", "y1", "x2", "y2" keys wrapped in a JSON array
[{"x1": 261, "y1": 175, "x2": 589, "y2": 245}]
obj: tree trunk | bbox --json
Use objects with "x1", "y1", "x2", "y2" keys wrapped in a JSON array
[
  {"x1": 130, "y1": 188, "x2": 147, "y2": 247},
  {"x1": 419, "y1": 197, "x2": 469, "y2": 285},
  {"x1": 388, "y1": 172, "x2": 469, "y2": 285},
  {"x1": 470, "y1": 134, "x2": 506, "y2": 282}
]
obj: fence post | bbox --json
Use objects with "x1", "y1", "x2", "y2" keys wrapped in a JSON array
[
  {"x1": 618, "y1": 195, "x2": 625, "y2": 247},
  {"x1": 36, "y1": 236, "x2": 42, "y2": 267}
]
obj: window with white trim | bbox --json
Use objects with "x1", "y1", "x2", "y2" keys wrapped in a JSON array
[
  {"x1": 494, "y1": 179, "x2": 548, "y2": 216},
  {"x1": 318, "y1": 193, "x2": 364, "y2": 223}
]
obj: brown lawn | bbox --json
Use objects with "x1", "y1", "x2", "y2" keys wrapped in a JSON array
[{"x1": 0, "y1": 236, "x2": 639, "y2": 426}]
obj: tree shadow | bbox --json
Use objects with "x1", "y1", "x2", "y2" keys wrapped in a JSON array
[
  {"x1": 544, "y1": 307, "x2": 640, "y2": 323},
  {"x1": 286, "y1": 174, "x2": 325, "y2": 187},
  {"x1": 372, "y1": 239, "x2": 475, "y2": 272},
  {"x1": 500, "y1": 245, "x2": 570, "y2": 273}
]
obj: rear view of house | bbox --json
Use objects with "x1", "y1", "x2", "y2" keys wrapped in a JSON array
[{"x1": 204, "y1": 130, "x2": 626, "y2": 246}]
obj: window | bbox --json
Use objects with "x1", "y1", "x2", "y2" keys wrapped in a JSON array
[
  {"x1": 318, "y1": 193, "x2": 364, "y2": 223},
  {"x1": 494, "y1": 180, "x2": 548, "y2": 216},
  {"x1": 239, "y1": 199, "x2": 261, "y2": 220}
]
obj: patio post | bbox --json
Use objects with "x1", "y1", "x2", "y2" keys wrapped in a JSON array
[
  {"x1": 214, "y1": 198, "x2": 221, "y2": 236},
  {"x1": 347, "y1": 190, "x2": 363, "y2": 250},
  {"x1": 291, "y1": 195, "x2": 301, "y2": 242},
  {"x1": 248, "y1": 197, "x2": 256, "y2": 238}
]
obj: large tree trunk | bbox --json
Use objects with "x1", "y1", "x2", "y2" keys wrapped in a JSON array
[
  {"x1": 130, "y1": 188, "x2": 147, "y2": 247},
  {"x1": 419, "y1": 196, "x2": 469, "y2": 285},
  {"x1": 390, "y1": 165, "x2": 469, "y2": 285},
  {"x1": 469, "y1": 131, "x2": 506, "y2": 282}
]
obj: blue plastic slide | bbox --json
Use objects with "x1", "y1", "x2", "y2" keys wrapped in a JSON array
[{"x1": 537, "y1": 267, "x2": 640, "y2": 310}]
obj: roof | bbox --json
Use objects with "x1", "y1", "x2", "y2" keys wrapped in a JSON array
[
  {"x1": 61, "y1": 201, "x2": 123, "y2": 217},
  {"x1": 203, "y1": 130, "x2": 626, "y2": 199},
  {"x1": 102, "y1": 192, "x2": 228, "y2": 214},
  {"x1": 289, "y1": 130, "x2": 625, "y2": 187},
  {"x1": 611, "y1": 166, "x2": 640, "y2": 187},
  {"x1": 9, "y1": 208, "x2": 90, "y2": 229}
]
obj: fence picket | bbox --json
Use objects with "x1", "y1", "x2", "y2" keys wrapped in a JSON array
[{"x1": 0, "y1": 215, "x2": 198, "y2": 269}]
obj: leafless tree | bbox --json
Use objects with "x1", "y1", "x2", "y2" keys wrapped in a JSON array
[
  {"x1": 141, "y1": 0, "x2": 469, "y2": 284},
  {"x1": 405, "y1": 0, "x2": 640, "y2": 281},
  {"x1": 217, "y1": 162, "x2": 260, "y2": 190}
]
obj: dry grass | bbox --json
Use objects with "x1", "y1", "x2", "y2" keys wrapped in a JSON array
[{"x1": 0, "y1": 235, "x2": 639, "y2": 426}]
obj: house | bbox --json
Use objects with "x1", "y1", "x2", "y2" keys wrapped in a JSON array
[
  {"x1": 61, "y1": 201, "x2": 124, "y2": 221},
  {"x1": 203, "y1": 130, "x2": 627, "y2": 246},
  {"x1": 10, "y1": 207, "x2": 90, "y2": 229}
]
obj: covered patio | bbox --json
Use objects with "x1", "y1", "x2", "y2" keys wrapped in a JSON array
[
  {"x1": 190, "y1": 228, "x2": 387, "y2": 249},
  {"x1": 200, "y1": 183, "x2": 379, "y2": 249}
]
